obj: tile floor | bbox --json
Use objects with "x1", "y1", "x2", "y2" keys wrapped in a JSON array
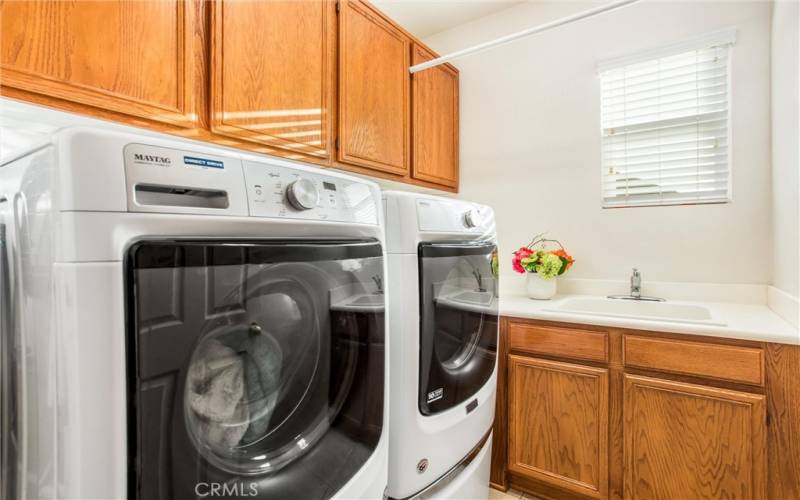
[{"x1": 489, "y1": 487, "x2": 544, "y2": 500}]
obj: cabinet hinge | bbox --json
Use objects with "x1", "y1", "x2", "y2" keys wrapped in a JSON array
[
  {"x1": 335, "y1": 138, "x2": 340, "y2": 150},
  {"x1": 335, "y1": 1, "x2": 340, "y2": 13}
]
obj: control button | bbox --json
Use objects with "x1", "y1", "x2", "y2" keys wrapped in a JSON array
[
  {"x1": 286, "y1": 178, "x2": 319, "y2": 210},
  {"x1": 463, "y1": 209, "x2": 483, "y2": 228},
  {"x1": 253, "y1": 184, "x2": 265, "y2": 201}
]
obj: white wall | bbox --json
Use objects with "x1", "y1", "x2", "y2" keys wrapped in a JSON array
[
  {"x1": 425, "y1": 1, "x2": 774, "y2": 290},
  {"x1": 770, "y1": 0, "x2": 799, "y2": 299}
]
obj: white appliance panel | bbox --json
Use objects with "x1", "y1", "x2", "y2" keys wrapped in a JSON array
[
  {"x1": 244, "y1": 161, "x2": 378, "y2": 225},
  {"x1": 0, "y1": 113, "x2": 388, "y2": 500},
  {"x1": 123, "y1": 143, "x2": 249, "y2": 216}
]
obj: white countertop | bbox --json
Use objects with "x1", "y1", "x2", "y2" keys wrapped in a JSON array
[{"x1": 501, "y1": 293, "x2": 800, "y2": 345}]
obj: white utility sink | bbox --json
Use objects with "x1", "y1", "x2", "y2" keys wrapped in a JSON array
[
  {"x1": 348, "y1": 294, "x2": 384, "y2": 306},
  {"x1": 448, "y1": 290, "x2": 494, "y2": 306},
  {"x1": 330, "y1": 293, "x2": 384, "y2": 313},
  {"x1": 546, "y1": 297, "x2": 727, "y2": 326},
  {"x1": 434, "y1": 289, "x2": 496, "y2": 314}
]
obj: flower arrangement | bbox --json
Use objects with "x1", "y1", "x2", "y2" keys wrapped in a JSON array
[{"x1": 512, "y1": 234, "x2": 574, "y2": 280}]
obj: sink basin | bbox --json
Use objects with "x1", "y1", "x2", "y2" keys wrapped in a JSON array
[
  {"x1": 330, "y1": 292, "x2": 384, "y2": 312},
  {"x1": 449, "y1": 290, "x2": 494, "y2": 306},
  {"x1": 349, "y1": 294, "x2": 384, "y2": 306},
  {"x1": 546, "y1": 297, "x2": 726, "y2": 326}
]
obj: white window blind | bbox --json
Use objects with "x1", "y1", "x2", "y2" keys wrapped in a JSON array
[{"x1": 599, "y1": 29, "x2": 736, "y2": 208}]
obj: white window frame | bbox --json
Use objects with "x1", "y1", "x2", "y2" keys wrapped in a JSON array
[{"x1": 597, "y1": 27, "x2": 737, "y2": 209}]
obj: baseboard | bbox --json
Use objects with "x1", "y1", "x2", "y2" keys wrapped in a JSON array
[
  {"x1": 767, "y1": 286, "x2": 800, "y2": 328},
  {"x1": 489, "y1": 482, "x2": 508, "y2": 492},
  {"x1": 506, "y1": 472, "x2": 585, "y2": 500}
]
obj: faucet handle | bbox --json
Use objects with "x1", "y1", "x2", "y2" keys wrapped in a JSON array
[{"x1": 630, "y1": 268, "x2": 642, "y2": 298}]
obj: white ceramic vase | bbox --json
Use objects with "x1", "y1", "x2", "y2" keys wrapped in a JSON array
[{"x1": 526, "y1": 272, "x2": 557, "y2": 300}]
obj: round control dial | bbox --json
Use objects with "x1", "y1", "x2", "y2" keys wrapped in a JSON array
[
  {"x1": 286, "y1": 178, "x2": 319, "y2": 210},
  {"x1": 463, "y1": 209, "x2": 483, "y2": 228}
]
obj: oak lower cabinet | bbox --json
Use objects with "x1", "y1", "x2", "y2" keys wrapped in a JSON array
[
  {"x1": 494, "y1": 317, "x2": 796, "y2": 500},
  {"x1": 0, "y1": 0, "x2": 203, "y2": 128},
  {"x1": 411, "y1": 44, "x2": 459, "y2": 189},
  {"x1": 623, "y1": 375, "x2": 767, "y2": 500},
  {"x1": 338, "y1": 0, "x2": 410, "y2": 176},
  {"x1": 508, "y1": 356, "x2": 609, "y2": 499},
  {"x1": 210, "y1": 0, "x2": 336, "y2": 159}
]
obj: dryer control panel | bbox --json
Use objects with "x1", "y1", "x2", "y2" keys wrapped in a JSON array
[
  {"x1": 244, "y1": 161, "x2": 378, "y2": 225},
  {"x1": 416, "y1": 198, "x2": 493, "y2": 234}
]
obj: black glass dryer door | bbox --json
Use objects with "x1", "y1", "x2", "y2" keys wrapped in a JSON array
[
  {"x1": 126, "y1": 240, "x2": 385, "y2": 500},
  {"x1": 418, "y1": 242, "x2": 499, "y2": 416}
]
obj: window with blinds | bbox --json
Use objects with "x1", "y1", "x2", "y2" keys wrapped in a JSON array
[{"x1": 598, "y1": 29, "x2": 736, "y2": 208}]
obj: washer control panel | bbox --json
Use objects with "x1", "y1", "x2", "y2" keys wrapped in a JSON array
[
  {"x1": 244, "y1": 160, "x2": 378, "y2": 224},
  {"x1": 286, "y1": 178, "x2": 320, "y2": 210}
]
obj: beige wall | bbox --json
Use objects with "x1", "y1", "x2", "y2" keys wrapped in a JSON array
[
  {"x1": 425, "y1": 1, "x2": 774, "y2": 288},
  {"x1": 770, "y1": 0, "x2": 799, "y2": 298}
]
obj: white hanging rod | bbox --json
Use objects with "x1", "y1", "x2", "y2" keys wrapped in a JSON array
[{"x1": 409, "y1": 0, "x2": 643, "y2": 74}]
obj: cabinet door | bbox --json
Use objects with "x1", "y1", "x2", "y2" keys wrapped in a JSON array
[
  {"x1": 338, "y1": 0, "x2": 409, "y2": 175},
  {"x1": 624, "y1": 375, "x2": 767, "y2": 500},
  {"x1": 210, "y1": 0, "x2": 335, "y2": 159},
  {"x1": 508, "y1": 355, "x2": 609, "y2": 498},
  {"x1": 0, "y1": 0, "x2": 202, "y2": 127},
  {"x1": 411, "y1": 45, "x2": 459, "y2": 188}
]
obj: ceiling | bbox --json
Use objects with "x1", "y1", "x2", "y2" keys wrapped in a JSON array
[{"x1": 371, "y1": 0, "x2": 525, "y2": 39}]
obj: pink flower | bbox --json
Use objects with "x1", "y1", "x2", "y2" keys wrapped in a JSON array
[
  {"x1": 516, "y1": 247, "x2": 533, "y2": 258},
  {"x1": 511, "y1": 247, "x2": 533, "y2": 274}
]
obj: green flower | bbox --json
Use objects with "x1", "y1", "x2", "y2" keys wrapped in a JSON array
[
  {"x1": 520, "y1": 252, "x2": 540, "y2": 273},
  {"x1": 535, "y1": 253, "x2": 562, "y2": 279},
  {"x1": 491, "y1": 252, "x2": 500, "y2": 276}
]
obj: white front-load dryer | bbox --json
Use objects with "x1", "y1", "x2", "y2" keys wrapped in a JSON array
[
  {"x1": 383, "y1": 191, "x2": 499, "y2": 499},
  {"x1": 0, "y1": 115, "x2": 389, "y2": 500}
]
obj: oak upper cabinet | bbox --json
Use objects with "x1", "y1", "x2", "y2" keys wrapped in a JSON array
[
  {"x1": 411, "y1": 45, "x2": 459, "y2": 189},
  {"x1": 210, "y1": 0, "x2": 336, "y2": 160},
  {"x1": 0, "y1": 0, "x2": 203, "y2": 128},
  {"x1": 338, "y1": 0, "x2": 410, "y2": 175},
  {"x1": 623, "y1": 375, "x2": 767, "y2": 500},
  {"x1": 508, "y1": 355, "x2": 609, "y2": 499}
]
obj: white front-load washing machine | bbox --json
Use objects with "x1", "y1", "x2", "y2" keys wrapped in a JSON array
[
  {"x1": 0, "y1": 124, "x2": 389, "y2": 500},
  {"x1": 383, "y1": 191, "x2": 499, "y2": 499}
]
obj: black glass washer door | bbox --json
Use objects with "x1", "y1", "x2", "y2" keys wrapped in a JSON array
[
  {"x1": 1, "y1": 219, "x2": 19, "y2": 500},
  {"x1": 126, "y1": 239, "x2": 385, "y2": 500},
  {"x1": 418, "y1": 242, "x2": 499, "y2": 416}
]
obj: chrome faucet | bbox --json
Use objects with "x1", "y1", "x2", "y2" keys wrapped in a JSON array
[
  {"x1": 472, "y1": 269, "x2": 485, "y2": 292},
  {"x1": 630, "y1": 268, "x2": 641, "y2": 299},
  {"x1": 371, "y1": 275, "x2": 384, "y2": 294},
  {"x1": 608, "y1": 268, "x2": 665, "y2": 302}
]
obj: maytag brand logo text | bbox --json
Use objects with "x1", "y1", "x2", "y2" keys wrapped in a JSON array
[{"x1": 134, "y1": 153, "x2": 172, "y2": 165}]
